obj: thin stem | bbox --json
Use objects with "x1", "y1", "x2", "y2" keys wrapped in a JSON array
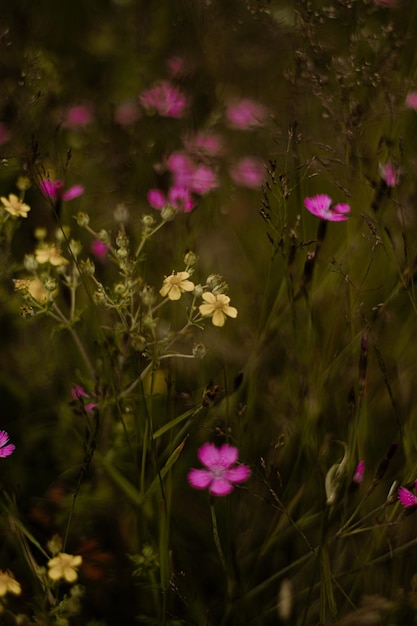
[{"x1": 210, "y1": 502, "x2": 227, "y2": 572}]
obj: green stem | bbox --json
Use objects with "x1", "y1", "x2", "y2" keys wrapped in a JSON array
[{"x1": 210, "y1": 502, "x2": 227, "y2": 572}]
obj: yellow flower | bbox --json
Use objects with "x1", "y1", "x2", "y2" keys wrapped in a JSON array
[
  {"x1": 0, "y1": 194, "x2": 31, "y2": 218},
  {"x1": 47, "y1": 552, "x2": 82, "y2": 583},
  {"x1": 199, "y1": 292, "x2": 238, "y2": 327},
  {"x1": 28, "y1": 277, "x2": 50, "y2": 303},
  {"x1": 160, "y1": 271, "x2": 195, "y2": 301},
  {"x1": 0, "y1": 570, "x2": 21, "y2": 597},
  {"x1": 35, "y1": 244, "x2": 68, "y2": 266}
]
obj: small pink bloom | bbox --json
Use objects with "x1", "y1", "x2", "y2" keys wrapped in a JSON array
[
  {"x1": 0, "y1": 122, "x2": 11, "y2": 145},
  {"x1": 148, "y1": 187, "x2": 195, "y2": 213},
  {"x1": 72, "y1": 385, "x2": 89, "y2": 400},
  {"x1": 139, "y1": 81, "x2": 188, "y2": 118},
  {"x1": 225, "y1": 98, "x2": 268, "y2": 130},
  {"x1": 353, "y1": 460, "x2": 365, "y2": 484},
  {"x1": 380, "y1": 162, "x2": 400, "y2": 187},
  {"x1": 398, "y1": 482, "x2": 417, "y2": 507},
  {"x1": 63, "y1": 104, "x2": 94, "y2": 129},
  {"x1": 187, "y1": 443, "x2": 250, "y2": 496},
  {"x1": 114, "y1": 101, "x2": 141, "y2": 126},
  {"x1": 166, "y1": 56, "x2": 190, "y2": 78},
  {"x1": 230, "y1": 157, "x2": 265, "y2": 188},
  {"x1": 405, "y1": 91, "x2": 417, "y2": 110},
  {"x1": 304, "y1": 194, "x2": 350, "y2": 221},
  {"x1": 183, "y1": 132, "x2": 224, "y2": 158},
  {"x1": 91, "y1": 240, "x2": 109, "y2": 260},
  {"x1": 40, "y1": 180, "x2": 84, "y2": 202},
  {"x1": 190, "y1": 165, "x2": 218, "y2": 194},
  {"x1": 85, "y1": 402, "x2": 99, "y2": 413},
  {"x1": 0, "y1": 431, "x2": 15, "y2": 458}
]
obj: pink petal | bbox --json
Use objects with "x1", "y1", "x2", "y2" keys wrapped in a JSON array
[
  {"x1": 187, "y1": 468, "x2": 212, "y2": 490},
  {"x1": 333, "y1": 203, "x2": 350, "y2": 215},
  {"x1": 72, "y1": 385, "x2": 89, "y2": 400},
  {"x1": 353, "y1": 460, "x2": 365, "y2": 484},
  {"x1": 147, "y1": 189, "x2": 166, "y2": 209},
  {"x1": 0, "y1": 430, "x2": 10, "y2": 448},
  {"x1": 198, "y1": 442, "x2": 220, "y2": 468},
  {"x1": 304, "y1": 194, "x2": 332, "y2": 218},
  {"x1": 0, "y1": 444, "x2": 15, "y2": 458},
  {"x1": 209, "y1": 477, "x2": 234, "y2": 496},
  {"x1": 40, "y1": 180, "x2": 61, "y2": 198},
  {"x1": 85, "y1": 402, "x2": 99, "y2": 413},
  {"x1": 225, "y1": 464, "x2": 251, "y2": 484},
  {"x1": 398, "y1": 486, "x2": 417, "y2": 507},
  {"x1": 62, "y1": 185, "x2": 84, "y2": 201},
  {"x1": 217, "y1": 444, "x2": 239, "y2": 468}
]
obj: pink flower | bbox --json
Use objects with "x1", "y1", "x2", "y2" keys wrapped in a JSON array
[
  {"x1": 63, "y1": 104, "x2": 94, "y2": 129},
  {"x1": 40, "y1": 180, "x2": 84, "y2": 202},
  {"x1": 380, "y1": 162, "x2": 400, "y2": 187},
  {"x1": 398, "y1": 482, "x2": 417, "y2": 507},
  {"x1": 304, "y1": 194, "x2": 350, "y2": 221},
  {"x1": 139, "y1": 81, "x2": 188, "y2": 118},
  {"x1": 225, "y1": 98, "x2": 268, "y2": 130},
  {"x1": 148, "y1": 186, "x2": 195, "y2": 213},
  {"x1": 71, "y1": 386, "x2": 98, "y2": 414},
  {"x1": 406, "y1": 91, "x2": 417, "y2": 110},
  {"x1": 183, "y1": 132, "x2": 224, "y2": 158},
  {"x1": 352, "y1": 460, "x2": 365, "y2": 484},
  {"x1": 91, "y1": 240, "x2": 109, "y2": 260},
  {"x1": 0, "y1": 431, "x2": 15, "y2": 458},
  {"x1": 230, "y1": 157, "x2": 265, "y2": 188},
  {"x1": 166, "y1": 151, "x2": 218, "y2": 195},
  {"x1": 187, "y1": 443, "x2": 250, "y2": 496}
]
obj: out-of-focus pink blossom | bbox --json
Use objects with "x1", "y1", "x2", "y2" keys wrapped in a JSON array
[
  {"x1": 230, "y1": 157, "x2": 265, "y2": 188},
  {"x1": 225, "y1": 98, "x2": 268, "y2": 130},
  {"x1": 183, "y1": 132, "x2": 224, "y2": 158},
  {"x1": 40, "y1": 180, "x2": 84, "y2": 202},
  {"x1": 63, "y1": 104, "x2": 94, "y2": 129},
  {"x1": 352, "y1": 460, "x2": 365, "y2": 484},
  {"x1": 405, "y1": 91, "x2": 417, "y2": 110},
  {"x1": 166, "y1": 151, "x2": 218, "y2": 194},
  {"x1": 380, "y1": 162, "x2": 400, "y2": 187},
  {"x1": 304, "y1": 194, "x2": 350, "y2": 221},
  {"x1": 91, "y1": 240, "x2": 109, "y2": 260},
  {"x1": 114, "y1": 101, "x2": 141, "y2": 126},
  {"x1": 71, "y1": 385, "x2": 98, "y2": 414},
  {"x1": 0, "y1": 122, "x2": 11, "y2": 145},
  {"x1": 139, "y1": 81, "x2": 188, "y2": 118},
  {"x1": 167, "y1": 56, "x2": 191, "y2": 78},
  {"x1": 147, "y1": 186, "x2": 195, "y2": 213}
]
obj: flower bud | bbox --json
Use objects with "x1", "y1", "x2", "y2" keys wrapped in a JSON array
[
  {"x1": 75, "y1": 212, "x2": 90, "y2": 227},
  {"x1": 24, "y1": 254, "x2": 38, "y2": 272},
  {"x1": 192, "y1": 343, "x2": 207, "y2": 359},
  {"x1": 160, "y1": 204, "x2": 176, "y2": 222},
  {"x1": 114, "y1": 203, "x2": 129, "y2": 224}
]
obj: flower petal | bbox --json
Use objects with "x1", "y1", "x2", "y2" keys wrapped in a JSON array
[
  {"x1": 398, "y1": 486, "x2": 417, "y2": 507},
  {"x1": 0, "y1": 431, "x2": 9, "y2": 448},
  {"x1": 0, "y1": 444, "x2": 15, "y2": 458},
  {"x1": 201, "y1": 291, "x2": 216, "y2": 304},
  {"x1": 209, "y1": 477, "x2": 234, "y2": 496},
  {"x1": 217, "y1": 444, "x2": 239, "y2": 468},
  {"x1": 224, "y1": 305, "x2": 238, "y2": 319},
  {"x1": 62, "y1": 185, "x2": 84, "y2": 201},
  {"x1": 304, "y1": 194, "x2": 332, "y2": 218},
  {"x1": 199, "y1": 303, "x2": 215, "y2": 317},
  {"x1": 225, "y1": 464, "x2": 251, "y2": 484},
  {"x1": 212, "y1": 309, "x2": 226, "y2": 326},
  {"x1": 187, "y1": 468, "x2": 212, "y2": 490},
  {"x1": 198, "y1": 442, "x2": 220, "y2": 467}
]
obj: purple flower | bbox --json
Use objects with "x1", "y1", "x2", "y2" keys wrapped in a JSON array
[
  {"x1": 187, "y1": 443, "x2": 250, "y2": 496},
  {"x1": 63, "y1": 104, "x2": 94, "y2": 129},
  {"x1": 139, "y1": 81, "x2": 188, "y2": 118},
  {"x1": 71, "y1": 385, "x2": 98, "y2": 414},
  {"x1": 352, "y1": 460, "x2": 365, "y2": 484},
  {"x1": 91, "y1": 239, "x2": 109, "y2": 260},
  {"x1": 380, "y1": 162, "x2": 400, "y2": 187},
  {"x1": 406, "y1": 91, "x2": 417, "y2": 110},
  {"x1": 225, "y1": 99, "x2": 268, "y2": 130},
  {"x1": 0, "y1": 431, "x2": 15, "y2": 458},
  {"x1": 398, "y1": 482, "x2": 417, "y2": 507},
  {"x1": 304, "y1": 194, "x2": 350, "y2": 221},
  {"x1": 230, "y1": 157, "x2": 265, "y2": 188},
  {"x1": 40, "y1": 180, "x2": 84, "y2": 202},
  {"x1": 147, "y1": 186, "x2": 195, "y2": 213}
]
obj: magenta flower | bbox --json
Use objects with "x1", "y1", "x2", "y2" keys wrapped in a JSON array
[
  {"x1": 187, "y1": 443, "x2": 250, "y2": 496},
  {"x1": 63, "y1": 104, "x2": 94, "y2": 129},
  {"x1": 40, "y1": 180, "x2": 84, "y2": 202},
  {"x1": 0, "y1": 431, "x2": 15, "y2": 458},
  {"x1": 91, "y1": 239, "x2": 109, "y2": 260},
  {"x1": 398, "y1": 482, "x2": 417, "y2": 507},
  {"x1": 225, "y1": 98, "x2": 268, "y2": 130},
  {"x1": 352, "y1": 460, "x2": 365, "y2": 484},
  {"x1": 166, "y1": 151, "x2": 218, "y2": 195},
  {"x1": 230, "y1": 157, "x2": 265, "y2": 188},
  {"x1": 139, "y1": 81, "x2": 188, "y2": 118},
  {"x1": 183, "y1": 132, "x2": 224, "y2": 158},
  {"x1": 406, "y1": 91, "x2": 417, "y2": 110},
  {"x1": 71, "y1": 385, "x2": 98, "y2": 414},
  {"x1": 304, "y1": 194, "x2": 350, "y2": 221},
  {"x1": 114, "y1": 101, "x2": 141, "y2": 126},
  {"x1": 147, "y1": 186, "x2": 195, "y2": 213},
  {"x1": 380, "y1": 162, "x2": 400, "y2": 187}
]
